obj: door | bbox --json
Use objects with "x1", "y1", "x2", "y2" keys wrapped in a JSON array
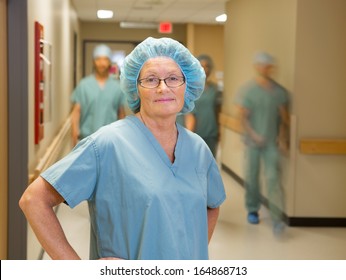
[{"x1": 0, "y1": 0, "x2": 8, "y2": 260}]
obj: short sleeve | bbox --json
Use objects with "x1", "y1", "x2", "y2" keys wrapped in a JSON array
[
  {"x1": 280, "y1": 88, "x2": 290, "y2": 106},
  {"x1": 206, "y1": 160, "x2": 226, "y2": 208},
  {"x1": 216, "y1": 89, "x2": 223, "y2": 105},
  {"x1": 272, "y1": 80, "x2": 290, "y2": 106},
  {"x1": 41, "y1": 137, "x2": 99, "y2": 208}
]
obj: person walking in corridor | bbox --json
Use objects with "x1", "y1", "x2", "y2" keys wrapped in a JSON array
[
  {"x1": 193, "y1": 54, "x2": 222, "y2": 157},
  {"x1": 176, "y1": 54, "x2": 222, "y2": 157},
  {"x1": 236, "y1": 51, "x2": 289, "y2": 234},
  {"x1": 71, "y1": 44, "x2": 126, "y2": 146},
  {"x1": 19, "y1": 37, "x2": 226, "y2": 260}
]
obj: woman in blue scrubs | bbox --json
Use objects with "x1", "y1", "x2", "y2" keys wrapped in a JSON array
[{"x1": 19, "y1": 37, "x2": 226, "y2": 260}]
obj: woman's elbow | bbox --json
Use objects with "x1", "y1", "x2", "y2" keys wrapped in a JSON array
[{"x1": 19, "y1": 190, "x2": 35, "y2": 214}]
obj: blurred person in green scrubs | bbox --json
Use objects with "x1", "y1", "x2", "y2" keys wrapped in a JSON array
[
  {"x1": 71, "y1": 44, "x2": 126, "y2": 146},
  {"x1": 192, "y1": 54, "x2": 222, "y2": 157},
  {"x1": 236, "y1": 52, "x2": 290, "y2": 235}
]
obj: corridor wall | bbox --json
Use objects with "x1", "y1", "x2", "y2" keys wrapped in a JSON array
[
  {"x1": 28, "y1": 0, "x2": 80, "y2": 173},
  {"x1": 221, "y1": 0, "x2": 346, "y2": 224},
  {"x1": 292, "y1": 0, "x2": 346, "y2": 219},
  {"x1": 26, "y1": 0, "x2": 80, "y2": 259},
  {"x1": 187, "y1": 24, "x2": 225, "y2": 90}
]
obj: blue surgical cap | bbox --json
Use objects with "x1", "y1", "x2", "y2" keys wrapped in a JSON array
[
  {"x1": 253, "y1": 52, "x2": 275, "y2": 65},
  {"x1": 93, "y1": 44, "x2": 112, "y2": 60},
  {"x1": 120, "y1": 37, "x2": 206, "y2": 113}
]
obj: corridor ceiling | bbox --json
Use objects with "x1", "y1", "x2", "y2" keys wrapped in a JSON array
[{"x1": 71, "y1": 0, "x2": 228, "y2": 24}]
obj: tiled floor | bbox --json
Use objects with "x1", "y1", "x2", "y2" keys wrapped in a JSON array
[{"x1": 41, "y1": 170, "x2": 346, "y2": 260}]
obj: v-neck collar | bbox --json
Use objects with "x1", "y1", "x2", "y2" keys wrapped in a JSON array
[
  {"x1": 92, "y1": 74, "x2": 109, "y2": 90},
  {"x1": 128, "y1": 115, "x2": 181, "y2": 172}
]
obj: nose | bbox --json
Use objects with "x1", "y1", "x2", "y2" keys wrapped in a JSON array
[{"x1": 157, "y1": 79, "x2": 169, "y2": 93}]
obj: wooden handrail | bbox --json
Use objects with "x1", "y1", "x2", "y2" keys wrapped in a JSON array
[
  {"x1": 219, "y1": 113, "x2": 346, "y2": 155},
  {"x1": 300, "y1": 139, "x2": 346, "y2": 155},
  {"x1": 29, "y1": 115, "x2": 72, "y2": 183},
  {"x1": 218, "y1": 112, "x2": 244, "y2": 134}
]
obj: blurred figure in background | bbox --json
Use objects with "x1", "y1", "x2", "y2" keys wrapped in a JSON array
[
  {"x1": 176, "y1": 111, "x2": 196, "y2": 131},
  {"x1": 176, "y1": 54, "x2": 222, "y2": 154},
  {"x1": 235, "y1": 51, "x2": 289, "y2": 234},
  {"x1": 71, "y1": 44, "x2": 126, "y2": 146},
  {"x1": 194, "y1": 54, "x2": 222, "y2": 157}
]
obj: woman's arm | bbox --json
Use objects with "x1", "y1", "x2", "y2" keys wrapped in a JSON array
[
  {"x1": 238, "y1": 106, "x2": 265, "y2": 146},
  {"x1": 19, "y1": 176, "x2": 81, "y2": 260},
  {"x1": 207, "y1": 207, "x2": 220, "y2": 243}
]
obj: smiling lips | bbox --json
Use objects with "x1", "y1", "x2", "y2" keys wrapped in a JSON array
[{"x1": 154, "y1": 97, "x2": 175, "y2": 103}]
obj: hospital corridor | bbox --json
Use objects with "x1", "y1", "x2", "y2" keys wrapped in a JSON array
[{"x1": 1, "y1": 0, "x2": 346, "y2": 261}]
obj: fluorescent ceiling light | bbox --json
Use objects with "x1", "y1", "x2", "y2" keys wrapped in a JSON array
[
  {"x1": 120, "y1": 22, "x2": 158, "y2": 29},
  {"x1": 97, "y1": 10, "x2": 113, "y2": 19},
  {"x1": 215, "y1": 14, "x2": 227, "y2": 22}
]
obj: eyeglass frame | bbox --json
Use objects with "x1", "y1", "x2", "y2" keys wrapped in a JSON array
[{"x1": 137, "y1": 75, "x2": 186, "y2": 89}]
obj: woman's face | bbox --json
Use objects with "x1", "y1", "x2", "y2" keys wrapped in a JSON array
[{"x1": 138, "y1": 57, "x2": 186, "y2": 118}]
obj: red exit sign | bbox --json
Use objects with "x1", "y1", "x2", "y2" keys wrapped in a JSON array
[{"x1": 159, "y1": 22, "x2": 172, "y2": 33}]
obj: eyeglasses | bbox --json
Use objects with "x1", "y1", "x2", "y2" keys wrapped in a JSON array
[{"x1": 138, "y1": 75, "x2": 185, "y2": 89}]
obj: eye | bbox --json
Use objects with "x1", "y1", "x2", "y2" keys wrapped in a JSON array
[
  {"x1": 168, "y1": 76, "x2": 180, "y2": 82},
  {"x1": 167, "y1": 76, "x2": 179, "y2": 82},
  {"x1": 146, "y1": 77, "x2": 159, "y2": 83}
]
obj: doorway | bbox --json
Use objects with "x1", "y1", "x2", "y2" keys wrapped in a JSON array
[{"x1": 0, "y1": 0, "x2": 8, "y2": 260}]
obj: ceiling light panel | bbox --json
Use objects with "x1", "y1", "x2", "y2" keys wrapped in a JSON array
[{"x1": 97, "y1": 10, "x2": 113, "y2": 19}]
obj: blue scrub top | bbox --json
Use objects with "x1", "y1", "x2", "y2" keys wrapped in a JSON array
[
  {"x1": 41, "y1": 116, "x2": 226, "y2": 260},
  {"x1": 71, "y1": 75, "x2": 125, "y2": 139}
]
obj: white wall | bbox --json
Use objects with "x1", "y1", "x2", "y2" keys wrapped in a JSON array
[
  {"x1": 27, "y1": 0, "x2": 80, "y2": 259},
  {"x1": 293, "y1": 0, "x2": 346, "y2": 217},
  {"x1": 28, "y1": 0, "x2": 80, "y2": 173},
  {"x1": 222, "y1": 0, "x2": 297, "y2": 112}
]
